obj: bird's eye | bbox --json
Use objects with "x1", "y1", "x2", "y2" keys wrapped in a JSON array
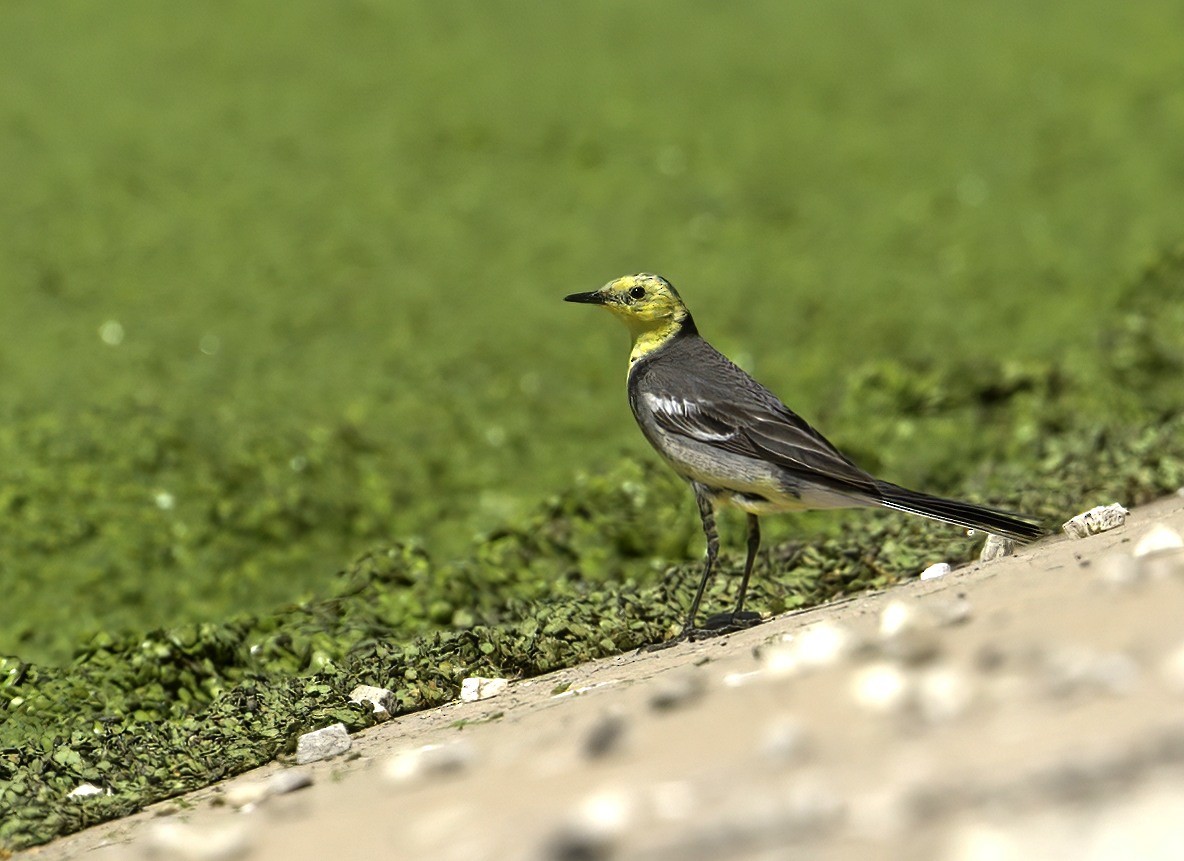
[{"x1": 629, "y1": 286, "x2": 646, "y2": 300}]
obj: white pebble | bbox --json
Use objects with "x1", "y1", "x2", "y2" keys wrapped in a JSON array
[
  {"x1": 792, "y1": 622, "x2": 857, "y2": 669},
  {"x1": 920, "y1": 562, "x2": 952, "y2": 581},
  {"x1": 722, "y1": 670, "x2": 764, "y2": 688},
  {"x1": 349, "y1": 684, "x2": 395, "y2": 720},
  {"x1": 224, "y1": 769, "x2": 312, "y2": 810},
  {"x1": 459, "y1": 676, "x2": 508, "y2": 702},
  {"x1": 544, "y1": 789, "x2": 634, "y2": 860},
  {"x1": 223, "y1": 781, "x2": 270, "y2": 810},
  {"x1": 943, "y1": 822, "x2": 1021, "y2": 861},
  {"x1": 1062, "y1": 504, "x2": 1129, "y2": 538},
  {"x1": 572, "y1": 788, "x2": 634, "y2": 837},
  {"x1": 382, "y1": 742, "x2": 475, "y2": 784},
  {"x1": 67, "y1": 783, "x2": 105, "y2": 799},
  {"x1": 881, "y1": 598, "x2": 970, "y2": 639},
  {"x1": 1133, "y1": 523, "x2": 1184, "y2": 558},
  {"x1": 851, "y1": 663, "x2": 913, "y2": 715},
  {"x1": 294, "y1": 722, "x2": 351, "y2": 764},
  {"x1": 916, "y1": 666, "x2": 975, "y2": 723},
  {"x1": 145, "y1": 821, "x2": 252, "y2": 861},
  {"x1": 879, "y1": 600, "x2": 921, "y2": 638},
  {"x1": 762, "y1": 622, "x2": 857, "y2": 677},
  {"x1": 979, "y1": 534, "x2": 1015, "y2": 562}
]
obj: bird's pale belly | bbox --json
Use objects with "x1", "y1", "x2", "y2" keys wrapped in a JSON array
[{"x1": 657, "y1": 439, "x2": 863, "y2": 514}]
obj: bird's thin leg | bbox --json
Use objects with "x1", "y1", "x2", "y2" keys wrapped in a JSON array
[
  {"x1": 640, "y1": 487, "x2": 719, "y2": 653},
  {"x1": 702, "y1": 513, "x2": 764, "y2": 631},
  {"x1": 732, "y1": 513, "x2": 760, "y2": 616},
  {"x1": 680, "y1": 485, "x2": 719, "y2": 636}
]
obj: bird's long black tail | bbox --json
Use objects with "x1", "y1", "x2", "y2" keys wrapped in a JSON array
[{"x1": 873, "y1": 481, "x2": 1044, "y2": 542}]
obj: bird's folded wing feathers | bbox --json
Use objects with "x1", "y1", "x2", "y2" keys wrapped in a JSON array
[{"x1": 648, "y1": 394, "x2": 879, "y2": 496}]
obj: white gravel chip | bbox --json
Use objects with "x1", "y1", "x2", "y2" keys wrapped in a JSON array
[
  {"x1": 979, "y1": 534, "x2": 1016, "y2": 562},
  {"x1": 382, "y1": 741, "x2": 475, "y2": 784},
  {"x1": 1062, "y1": 503, "x2": 1129, "y2": 538},
  {"x1": 544, "y1": 788, "x2": 634, "y2": 861},
  {"x1": 919, "y1": 562, "x2": 952, "y2": 581},
  {"x1": 1133, "y1": 523, "x2": 1184, "y2": 558},
  {"x1": 880, "y1": 600, "x2": 924, "y2": 638},
  {"x1": 851, "y1": 662, "x2": 913, "y2": 715},
  {"x1": 881, "y1": 598, "x2": 972, "y2": 638},
  {"x1": 294, "y1": 722, "x2": 351, "y2": 764},
  {"x1": 224, "y1": 769, "x2": 312, "y2": 810},
  {"x1": 762, "y1": 622, "x2": 858, "y2": 677},
  {"x1": 145, "y1": 821, "x2": 252, "y2": 861},
  {"x1": 459, "y1": 676, "x2": 508, "y2": 702},
  {"x1": 349, "y1": 684, "x2": 395, "y2": 720},
  {"x1": 916, "y1": 666, "x2": 976, "y2": 723}
]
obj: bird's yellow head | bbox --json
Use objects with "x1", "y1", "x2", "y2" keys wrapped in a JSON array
[{"x1": 565, "y1": 273, "x2": 696, "y2": 364}]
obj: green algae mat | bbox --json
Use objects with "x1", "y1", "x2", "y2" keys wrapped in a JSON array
[{"x1": 4, "y1": 1, "x2": 1184, "y2": 851}]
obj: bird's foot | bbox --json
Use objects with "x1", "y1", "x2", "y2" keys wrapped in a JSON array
[
  {"x1": 637, "y1": 612, "x2": 764, "y2": 652},
  {"x1": 638, "y1": 633, "x2": 689, "y2": 654},
  {"x1": 701, "y1": 610, "x2": 763, "y2": 633}
]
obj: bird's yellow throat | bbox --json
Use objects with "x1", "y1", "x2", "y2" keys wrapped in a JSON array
[{"x1": 618, "y1": 314, "x2": 684, "y2": 369}]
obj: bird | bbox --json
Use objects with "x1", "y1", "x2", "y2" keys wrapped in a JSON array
[{"x1": 565, "y1": 273, "x2": 1042, "y2": 646}]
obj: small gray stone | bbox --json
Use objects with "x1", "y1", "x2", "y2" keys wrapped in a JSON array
[
  {"x1": 267, "y1": 767, "x2": 313, "y2": 796},
  {"x1": 649, "y1": 671, "x2": 706, "y2": 712},
  {"x1": 583, "y1": 711, "x2": 628, "y2": 760},
  {"x1": 979, "y1": 534, "x2": 1016, "y2": 562},
  {"x1": 295, "y1": 722, "x2": 351, "y2": 764},
  {"x1": 223, "y1": 768, "x2": 312, "y2": 810}
]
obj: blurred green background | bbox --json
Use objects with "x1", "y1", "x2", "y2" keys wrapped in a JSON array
[{"x1": 3, "y1": 0, "x2": 1183, "y2": 663}]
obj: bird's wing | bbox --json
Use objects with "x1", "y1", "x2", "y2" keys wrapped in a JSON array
[
  {"x1": 641, "y1": 348, "x2": 879, "y2": 496},
  {"x1": 648, "y1": 393, "x2": 877, "y2": 494}
]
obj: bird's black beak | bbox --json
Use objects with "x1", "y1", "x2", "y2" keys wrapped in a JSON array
[{"x1": 564, "y1": 291, "x2": 608, "y2": 305}]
